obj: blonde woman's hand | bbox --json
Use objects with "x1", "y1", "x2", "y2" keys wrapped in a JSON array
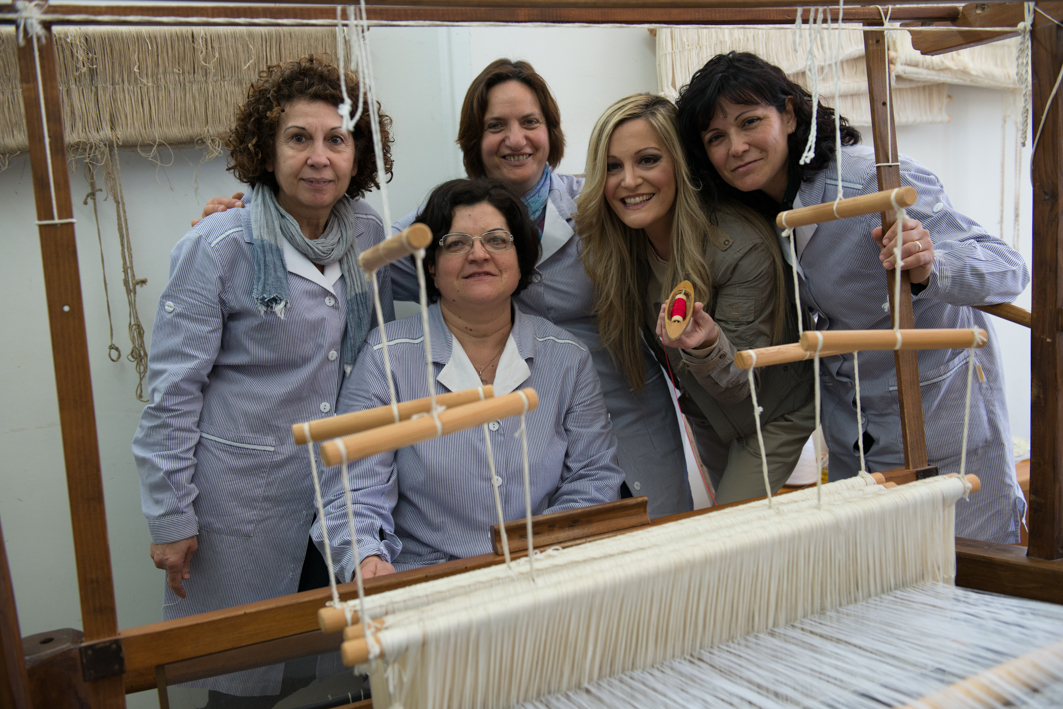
[
  {"x1": 872, "y1": 218, "x2": 934, "y2": 286},
  {"x1": 657, "y1": 301, "x2": 720, "y2": 352},
  {"x1": 192, "y1": 192, "x2": 245, "y2": 227}
]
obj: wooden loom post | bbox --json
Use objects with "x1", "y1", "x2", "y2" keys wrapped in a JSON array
[
  {"x1": 15, "y1": 28, "x2": 126, "y2": 708},
  {"x1": 1028, "y1": 3, "x2": 1063, "y2": 561},
  {"x1": 863, "y1": 23, "x2": 928, "y2": 469},
  {"x1": 0, "y1": 516, "x2": 33, "y2": 709}
]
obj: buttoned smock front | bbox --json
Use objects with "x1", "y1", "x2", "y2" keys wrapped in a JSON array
[
  {"x1": 131, "y1": 201, "x2": 392, "y2": 694},
  {"x1": 315, "y1": 302, "x2": 624, "y2": 578}
]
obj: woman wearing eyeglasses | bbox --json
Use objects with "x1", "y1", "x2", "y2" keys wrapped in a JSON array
[{"x1": 315, "y1": 178, "x2": 624, "y2": 578}]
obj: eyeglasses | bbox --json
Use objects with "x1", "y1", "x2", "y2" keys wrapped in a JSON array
[{"x1": 438, "y1": 229, "x2": 515, "y2": 255}]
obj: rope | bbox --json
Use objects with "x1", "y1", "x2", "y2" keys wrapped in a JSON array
[
  {"x1": 517, "y1": 390, "x2": 535, "y2": 581},
  {"x1": 1018, "y1": 3, "x2": 1034, "y2": 147},
  {"x1": 480, "y1": 386, "x2": 512, "y2": 570},
  {"x1": 83, "y1": 169, "x2": 121, "y2": 363},
  {"x1": 108, "y1": 142, "x2": 150, "y2": 401},
  {"x1": 337, "y1": 440, "x2": 374, "y2": 636},
  {"x1": 303, "y1": 423, "x2": 344, "y2": 613},
  {"x1": 831, "y1": 0, "x2": 845, "y2": 204},
  {"x1": 956, "y1": 328, "x2": 984, "y2": 499},
  {"x1": 797, "y1": 7, "x2": 827, "y2": 166},
  {"x1": 811, "y1": 331, "x2": 825, "y2": 507},
  {"x1": 853, "y1": 351, "x2": 867, "y2": 475},
  {"x1": 783, "y1": 226, "x2": 804, "y2": 336},
  {"x1": 889, "y1": 188, "x2": 907, "y2": 332},
  {"x1": 745, "y1": 352, "x2": 773, "y2": 509}
]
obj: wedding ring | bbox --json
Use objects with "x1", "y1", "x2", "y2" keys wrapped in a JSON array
[{"x1": 915, "y1": 241, "x2": 922, "y2": 253}]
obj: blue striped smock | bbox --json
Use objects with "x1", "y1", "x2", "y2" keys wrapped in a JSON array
[{"x1": 314, "y1": 302, "x2": 624, "y2": 579}]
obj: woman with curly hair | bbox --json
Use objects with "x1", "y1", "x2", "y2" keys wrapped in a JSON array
[
  {"x1": 132, "y1": 55, "x2": 394, "y2": 703},
  {"x1": 578, "y1": 93, "x2": 814, "y2": 504},
  {"x1": 675, "y1": 51, "x2": 1028, "y2": 543}
]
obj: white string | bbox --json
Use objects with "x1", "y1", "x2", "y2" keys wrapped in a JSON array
[
  {"x1": 412, "y1": 249, "x2": 442, "y2": 427},
  {"x1": 481, "y1": 390, "x2": 512, "y2": 570},
  {"x1": 1018, "y1": 2, "x2": 1034, "y2": 147},
  {"x1": 853, "y1": 351, "x2": 867, "y2": 475},
  {"x1": 336, "y1": 6, "x2": 366, "y2": 134},
  {"x1": 782, "y1": 225, "x2": 804, "y2": 336},
  {"x1": 956, "y1": 328, "x2": 984, "y2": 499},
  {"x1": 831, "y1": 0, "x2": 845, "y2": 204},
  {"x1": 337, "y1": 440, "x2": 373, "y2": 636},
  {"x1": 2, "y1": 9, "x2": 1011, "y2": 32},
  {"x1": 811, "y1": 331, "x2": 824, "y2": 507},
  {"x1": 369, "y1": 269, "x2": 400, "y2": 419},
  {"x1": 745, "y1": 352, "x2": 773, "y2": 508},
  {"x1": 875, "y1": 5, "x2": 896, "y2": 168},
  {"x1": 889, "y1": 188, "x2": 907, "y2": 332},
  {"x1": 350, "y1": 1, "x2": 394, "y2": 234},
  {"x1": 798, "y1": 8, "x2": 827, "y2": 166},
  {"x1": 303, "y1": 423, "x2": 343, "y2": 612},
  {"x1": 516, "y1": 391, "x2": 535, "y2": 581},
  {"x1": 16, "y1": 3, "x2": 70, "y2": 228}
]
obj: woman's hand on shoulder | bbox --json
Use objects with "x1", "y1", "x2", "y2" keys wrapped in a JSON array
[
  {"x1": 192, "y1": 192, "x2": 245, "y2": 227},
  {"x1": 873, "y1": 218, "x2": 934, "y2": 286},
  {"x1": 657, "y1": 302, "x2": 720, "y2": 353},
  {"x1": 360, "y1": 555, "x2": 396, "y2": 579}
]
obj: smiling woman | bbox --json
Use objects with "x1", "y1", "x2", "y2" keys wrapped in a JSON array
[
  {"x1": 130, "y1": 55, "x2": 395, "y2": 705},
  {"x1": 315, "y1": 177, "x2": 624, "y2": 579},
  {"x1": 578, "y1": 93, "x2": 814, "y2": 505}
]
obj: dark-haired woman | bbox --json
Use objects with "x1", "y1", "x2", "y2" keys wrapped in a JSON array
[
  {"x1": 316, "y1": 178, "x2": 623, "y2": 578},
  {"x1": 132, "y1": 56, "x2": 393, "y2": 699},
  {"x1": 390, "y1": 59, "x2": 692, "y2": 518},
  {"x1": 675, "y1": 51, "x2": 1029, "y2": 543}
]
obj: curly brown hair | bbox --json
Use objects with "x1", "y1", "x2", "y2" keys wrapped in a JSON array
[{"x1": 226, "y1": 55, "x2": 393, "y2": 200}]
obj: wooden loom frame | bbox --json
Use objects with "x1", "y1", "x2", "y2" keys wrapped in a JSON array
[{"x1": 1, "y1": 2, "x2": 1062, "y2": 707}]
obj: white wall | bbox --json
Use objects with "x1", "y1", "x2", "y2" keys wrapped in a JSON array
[{"x1": 0, "y1": 25, "x2": 1031, "y2": 709}]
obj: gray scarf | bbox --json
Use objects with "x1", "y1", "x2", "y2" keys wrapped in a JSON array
[{"x1": 250, "y1": 186, "x2": 371, "y2": 376}]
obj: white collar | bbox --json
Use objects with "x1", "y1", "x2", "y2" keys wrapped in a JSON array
[
  {"x1": 538, "y1": 197, "x2": 574, "y2": 264},
  {"x1": 437, "y1": 332, "x2": 530, "y2": 397},
  {"x1": 282, "y1": 238, "x2": 342, "y2": 293}
]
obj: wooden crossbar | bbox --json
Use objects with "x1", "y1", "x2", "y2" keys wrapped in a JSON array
[
  {"x1": 776, "y1": 186, "x2": 917, "y2": 228},
  {"x1": 357, "y1": 223, "x2": 432, "y2": 273}
]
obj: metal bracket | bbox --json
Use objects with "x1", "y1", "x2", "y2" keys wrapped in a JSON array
[{"x1": 80, "y1": 638, "x2": 125, "y2": 682}]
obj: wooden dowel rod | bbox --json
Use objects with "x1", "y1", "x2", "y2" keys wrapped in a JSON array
[
  {"x1": 871, "y1": 473, "x2": 886, "y2": 484},
  {"x1": 320, "y1": 388, "x2": 539, "y2": 466},
  {"x1": 734, "y1": 342, "x2": 848, "y2": 369},
  {"x1": 341, "y1": 638, "x2": 370, "y2": 668},
  {"x1": 896, "y1": 637, "x2": 1063, "y2": 709},
  {"x1": 799, "y1": 328, "x2": 987, "y2": 353},
  {"x1": 292, "y1": 386, "x2": 494, "y2": 444},
  {"x1": 319, "y1": 606, "x2": 357, "y2": 634},
  {"x1": 357, "y1": 223, "x2": 432, "y2": 273},
  {"x1": 975, "y1": 302, "x2": 1032, "y2": 329},
  {"x1": 343, "y1": 619, "x2": 384, "y2": 641},
  {"x1": 946, "y1": 473, "x2": 982, "y2": 493},
  {"x1": 775, "y1": 186, "x2": 917, "y2": 228}
]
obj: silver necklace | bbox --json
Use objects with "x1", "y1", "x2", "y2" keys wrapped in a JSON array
[{"x1": 476, "y1": 340, "x2": 508, "y2": 384}]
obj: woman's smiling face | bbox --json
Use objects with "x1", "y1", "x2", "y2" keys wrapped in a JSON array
[
  {"x1": 429, "y1": 202, "x2": 521, "y2": 314},
  {"x1": 603, "y1": 118, "x2": 677, "y2": 236},
  {"x1": 479, "y1": 80, "x2": 550, "y2": 196},
  {"x1": 701, "y1": 98, "x2": 795, "y2": 202}
]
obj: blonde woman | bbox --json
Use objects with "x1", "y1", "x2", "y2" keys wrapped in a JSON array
[{"x1": 577, "y1": 93, "x2": 814, "y2": 504}]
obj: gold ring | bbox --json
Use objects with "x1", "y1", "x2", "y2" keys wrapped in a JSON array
[{"x1": 915, "y1": 241, "x2": 922, "y2": 253}]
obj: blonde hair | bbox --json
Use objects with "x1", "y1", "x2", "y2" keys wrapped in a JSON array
[{"x1": 577, "y1": 93, "x2": 786, "y2": 390}]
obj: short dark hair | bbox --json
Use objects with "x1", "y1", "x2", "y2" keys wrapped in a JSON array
[
  {"x1": 226, "y1": 54, "x2": 393, "y2": 200},
  {"x1": 676, "y1": 52, "x2": 860, "y2": 210},
  {"x1": 414, "y1": 178, "x2": 542, "y2": 303},
  {"x1": 457, "y1": 59, "x2": 565, "y2": 178}
]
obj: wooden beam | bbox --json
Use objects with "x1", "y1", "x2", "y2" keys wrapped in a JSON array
[
  {"x1": 4, "y1": 2, "x2": 963, "y2": 26},
  {"x1": 956, "y1": 538, "x2": 1063, "y2": 605},
  {"x1": 15, "y1": 29, "x2": 125, "y2": 709},
  {"x1": 906, "y1": 2, "x2": 1024, "y2": 56},
  {"x1": 975, "y1": 302, "x2": 1033, "y2": 329},
  {"x1": 863, "y1": 25, "x2": 928, "y2": 469},
  {"x1": 1028, "y1": 3, "x2": 1063, "y2": 561},
  {"x1": 0, "y1": 517, "x2": 33, "y2": 709},
  {"x1": 490, "y1": 497, "x2": 650, "y2": 555}
]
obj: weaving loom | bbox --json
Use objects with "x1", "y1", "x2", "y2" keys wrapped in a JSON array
[
  {"x1": 2, "y1": 3, "x2": 1062, "y2": 709},
  {"x1": 291, "y1": 183, "x2": 1050, "y2": 708}
]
